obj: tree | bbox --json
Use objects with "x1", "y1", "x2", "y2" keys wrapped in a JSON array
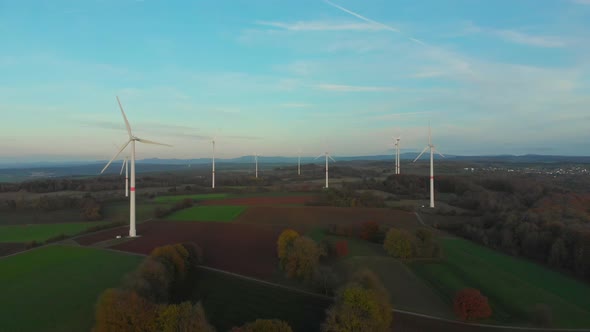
[
  {"x1": 94, "y1": 288, "x2": 159, "y2": 332},
  {"x1": 233, "y1": 319, "x2": 293, "y2": 332},
  {"x1": 277, "y1": 229, "x2": 300, "y2": 268},
  {"x1": 284, "y1": 236, "x2": 324, "y2": 280},
  {"x1": 322, "y1": 284, "x2": 392, "y2": 332},
  {"x1": 414, "y1": 228, "x2": 440, "y2": 258},
  {"x1": 124, "y1": 257, "x2": 172, "y2": 303},
  {"x1": 334, "y1": 240, "x2": 349, "y2": 257},
  {"x1": 453, "y1": 288, "x2": 492, "y2": 321},
  {"x1": 359, "y1": 221, "x2": 380, "y2": 242},
  {"x1": 548, "y1": 238, "x2": 567, "y2": 268},
  {"x1": 383, "y1": 228, "x2": 413, "y2": 259},
  {"x1": 156, "y1": 302, "x2": 214, "y2": 332}
]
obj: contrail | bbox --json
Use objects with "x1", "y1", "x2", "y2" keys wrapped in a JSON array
[{"x1": 323, "y1": 0, "x2": 426, "y2": 46}]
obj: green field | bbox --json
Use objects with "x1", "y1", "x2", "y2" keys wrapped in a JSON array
[
  {"x1": 410, "y1": 238, "x2": 590, "y2": 328},
  {"x1": 193, "y1": 268, "x2": 331, "y2": 332},
  {"x1": 0, "y1": 222, "x2": 106, "y2": 242},
  {"x1": 166, "y1": 206, "x2": 246, "y2": 222},
  {"x1": 153, "y1": 193, "x2": 230, "y2": 203},
  {"x1": 0, "y1": 245, "x2": 142, "y2": 332},
  {"x1": 102, "y1": 200, "x2": 172, "y2": 222}
]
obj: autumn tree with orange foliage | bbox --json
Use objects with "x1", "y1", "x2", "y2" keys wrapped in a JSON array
[
  {"x1": 277, "y1": 229, "x2": 300, "y2": 268},
  {"x1": 453, "y1": 288, "x2": 492, "y2": 321},
  {"x1": 94, "y1": 288, "x2": 159, "y2": 332},
  {"x1": 284, "y1": 236, "x2": 324, "y2": 280}
]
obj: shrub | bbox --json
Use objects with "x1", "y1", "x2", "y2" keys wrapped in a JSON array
[
  {"x1": 284, "y1": 236, "x2": 324, "y2": 281},
  {"x1": 94, "y1": 288, "x2": 159, "y2": 332},
  {"x1": 453, "y1": 288, "x2": 492, "y2": 321},
  {"x1": 334, "y1": 240, "x2": 349, "y2": 258},
  {"x1": 359, "y1": 221, "x2": 380, "y2": 242},
  {"x1": 383, "y1": 228, "x2": 413, "y2": 259},
  {"x1": 156, "y1": 301, "x2": 214, "y2": 332},
  {"x1": 277, "y1": 229, "x2": 300, "y2": 268}
]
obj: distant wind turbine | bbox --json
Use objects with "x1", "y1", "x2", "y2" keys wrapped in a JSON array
[
  {"x1": 101, "y1": 96, "x2": 172, "y2": 237},
  {"x1": 315, "y1": 152, "x2": 335, "y2": 188},
  {"x1": 394, "y1": 136, "x2": 401, "y2": 175},
  {"x1": 413, "y1": 124, "x2": 444, "y2": 208},
  {"x1": 298, "y1": 148, "x2": 302, "y2": 176},
  {"x1": 211, "y1": 136, "x2": 216, "y2": 189}
]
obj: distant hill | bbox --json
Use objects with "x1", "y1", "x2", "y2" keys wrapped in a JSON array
[{"x1": 0, "y1": 154, "x2": 588, "y2": 183}]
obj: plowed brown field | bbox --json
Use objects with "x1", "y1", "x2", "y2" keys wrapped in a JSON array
[
  {"x1": 201, "y1": 196, "x2": 315, "y2": 206},
  {"x1": 74, "y1": 220, "x2": 295, "y2": 279}
]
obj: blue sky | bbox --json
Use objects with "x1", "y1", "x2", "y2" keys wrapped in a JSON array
[{"x1": 1, "y1": 0, "x2": 589, "y2": 162}]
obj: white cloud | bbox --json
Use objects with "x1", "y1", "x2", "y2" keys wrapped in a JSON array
[
  {"x1": 572, "y1": 0, "x2": 590, "y2": 4},
  {"x1": 493, "y1": 29, "x2": 567, "y2": 48},
  {"x1": 255, "y1": 20, "x2": 385, "y2": 32},
  {"x1": 314, "y1": 84, "x2": 398, "y2": 92}
]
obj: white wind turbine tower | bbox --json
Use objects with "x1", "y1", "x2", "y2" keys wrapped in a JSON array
[
  {"x1": 254, "y1": 152, "x2": 260, "y2": 178},
  {"x1": 315, "y1": 152, "x2": 335, "y2": 188},
  {"x1": 394, "y1": 136, "x2": 401, "y2": 175},
  {"x1": 298, "y1": 148, "x2": 302, "y2": 176},
  {"x1": 413, "y1": 124, "x2": 444, "y2": 208},
  {"x1": 101, "y1": 96, "x2": 172, "y2": 237},
  {"x1": 211, "y1": 136, "x2": 216, "y2": 189}
]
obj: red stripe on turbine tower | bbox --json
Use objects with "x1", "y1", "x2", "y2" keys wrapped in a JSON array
[
  {"x1": 430, "y1": 176, "x2": 434, "y2": 179},
  {"x1": 131, "y1": 187, "x2": 136, "y2": 192}
]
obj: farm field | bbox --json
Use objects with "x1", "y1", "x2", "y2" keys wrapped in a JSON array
[
  {"x1": 153, "y1": 193, "x2": 229, "y2": 203},
  {"x1": 102, "y1": 200, "x2": 171, "y2": 222},
  {"x1": 0, "y1": 208, "x2": 81, "y2": 226},
  {"x1": 0, "y1": 245, "x2": 142, "y2": 332},
  {"x1": 75, "y1": 220, "x2": 290, "y2": 279},
  {"x1": 237, "y1": 206, "x2": 421, "y2": 230},
  {"x1": 0, "y1": 221, "x2": 105, "y2": 242},
  {"x1": 337, "y1": 256, "x2": 453, "y2": 318},
  {"x1": 193, "y1": 268, "x2": 331, "y2": 332},
  {"x1": 410, "y1": 238, "x2": 590, "y2": 328},
  {"x1": 0, "y1": 242, "x2": 26, "y2": 257},
  {"x1": 166, "y1": 205, "x2": 246, "y2": 222},
  {"x1": 201, "y1": 195, "x2": 314, "y2": 206}
]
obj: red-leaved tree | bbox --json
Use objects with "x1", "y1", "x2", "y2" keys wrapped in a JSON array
[
  {"x1": 359, "y1": 221, "x2": 380, "y2": 241},
  {"x1": 453, "y1": 288, "x2": 492, "y2": 321},
  {"x1": 334, "y1": 240, "x2": 349, "y2": 257}
]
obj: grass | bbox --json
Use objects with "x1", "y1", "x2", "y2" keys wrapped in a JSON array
[
  {"x1": 410, "y1": 238, "x2": 590, "y2": 328},
  {"x1": 193, "y1": 268, "x2": 331, "y2": 332},
  {"x1": 153, "y1": 193, "x2": 229, "y2": 203},
  {"x1": 0, "y1": 209, "x2": 82, "y2": 226},
  {"x1": 166, "y1": 206, "x2": 246, "y2": 222},
  {"x1": 0, "y1": 222, "x2": 106, "y2": 242},
  {"x1": 0, "y1": 245, "x2": 142, "y2": 332},
  {"x1": 102, "y1": 200, "x2": 172, "y2": 222},
  {"x1": 337, "y1": 256, "x2": 453, "y2": 318}
]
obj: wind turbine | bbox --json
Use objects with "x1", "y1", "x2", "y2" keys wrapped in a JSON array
[
  {"x1": 315, "y1": 152, "x2": 335, "y2": 188},
  {"x1": 413, "y1": 124, "x2": 444, "y2": 208},
  {"x1": 254, "y1": 152, "x2": 260, "y2": 178},
  {"x1": 101, "y1": 96, "x2": 172, "y2": 237},
  {"x1": 394, "y1": 136, "x2": 401, "y2": 175},
  {"x1": 298, "y1": 148, "x2": 302, "y2": 176},
  {"x1": 119, "y1": 156, "x2": 129, "y2": 197},
  {"x1": 211, "y1": 136, "x2": 216, "y2": 189}
]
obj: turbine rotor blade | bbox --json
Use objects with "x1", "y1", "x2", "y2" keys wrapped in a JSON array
[
  {"x1": 136, "y1": 138, "x2": 172, "y2": 147},
  {"x1": 102, "y1": 140, "x2": 131, "y2": 174},
  {"x1": 434, "y1": 149, "x2": 445, "y2": 158},
  {"x1": 116, "y1": 96, "x2": 133, "y2": 138},
  {"x1": 315, "y1": 154, "x2": 323, "y2": 159},
  {"x1": 329, "y1": 155, "x2": 336, "y2": 162},
  {"x1": 413, "y1": 146, "x2": 429, "y2": 163},
  {"x1": 119, "y1": 156, "x2": 127, "y2": 175}
]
